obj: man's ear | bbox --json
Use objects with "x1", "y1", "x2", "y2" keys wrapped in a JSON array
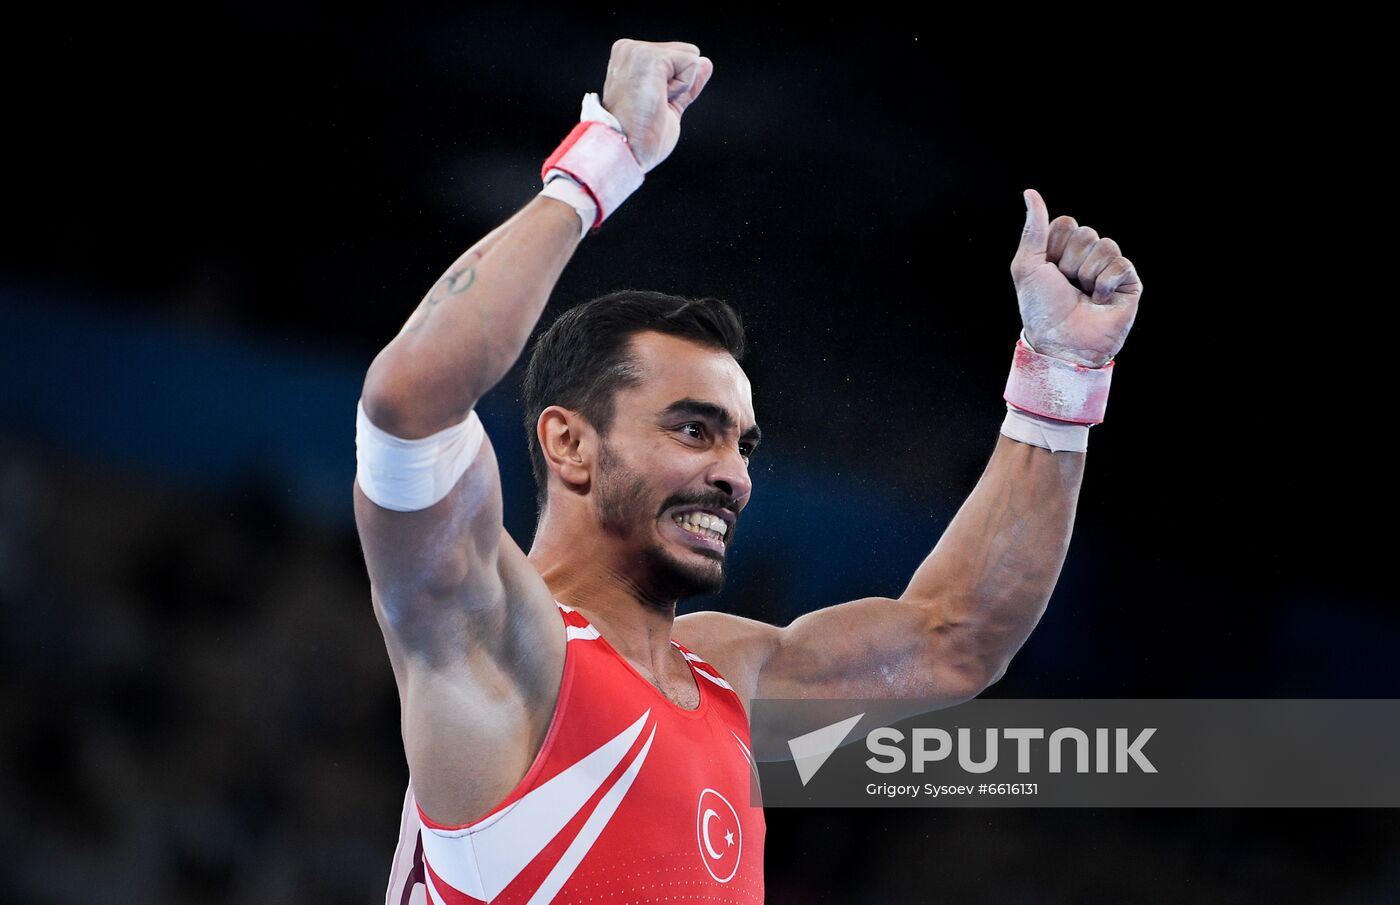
[{"x1": 538, "y1": 405, "x2": 594, "y2": 492}]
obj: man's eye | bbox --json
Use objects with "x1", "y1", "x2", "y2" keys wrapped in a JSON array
[
  {"x1": 740, "y1": 444, "x2": 754, "y2": 458},
  {"x1": 681, "y1": 423, "x2": 704, "y2": 439}
]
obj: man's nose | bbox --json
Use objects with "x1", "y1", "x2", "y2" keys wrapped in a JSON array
[{"x1": 708, "y1": 444, "x2": 752, "y2": 507}]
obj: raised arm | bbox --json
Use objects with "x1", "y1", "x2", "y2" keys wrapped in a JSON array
[
  {"x1": 677, "y1": 190, "x2": 1142, "y2": 733},
  {"x1": 356, "y1": 195, "x2": 580, "y2": 668},
  {"x1": 358, "y1": 37, "x2": 715, "y2": 664},
  {"x1": 354, "y1": 39, "x2": 714, "y2": 825},
  {"x1": 891, "y1": 189, "x2": 1141, "y2": 688}
]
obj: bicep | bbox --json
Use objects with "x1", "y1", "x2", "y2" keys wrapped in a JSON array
[
  {"x1": 733, "y1": 597, "x2": 990, "y2": 761},
  {"x1": 353, "y1": 405, "x2": 566, "y2": 825},
  {"x1": 675, "y1": 599, "x2": 984, "y2": 763},
  {"x1": 353, "y1": 410, "x2": 553, "y2": 672},
  {"x1": 758, "y1": 596, "x2": 987, "y2": 705}
]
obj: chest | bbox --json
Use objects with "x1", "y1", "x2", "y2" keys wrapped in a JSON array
[
  {"x1": 634, "y1": 662, "x2": 701, "y2": 710},
  {"x1": 542, "y1": 640, "x2": 766, "y2": 892}
]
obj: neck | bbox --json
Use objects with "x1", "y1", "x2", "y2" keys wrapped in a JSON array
[{"x1": 528, "y1": 505, "x2": 680, "y2": 673}]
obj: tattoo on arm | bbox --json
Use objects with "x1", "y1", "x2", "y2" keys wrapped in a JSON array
[
  {"x1": 439, "y1": 260, "x2": 479, "y2": 296},
  {"x1": 400, "y1": 250, "x2": 483, "y2": 334}
]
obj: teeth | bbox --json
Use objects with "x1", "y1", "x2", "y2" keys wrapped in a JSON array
[{"x1": 673, "y1": 511, "x2": 727, "y2": 540}]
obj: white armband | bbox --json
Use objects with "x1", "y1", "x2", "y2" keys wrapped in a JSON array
[
  {"x1": 1000, "y1": 403, "x2": 1090, "y2": 453},
  {"x1": 355, "y1": 399, "x2": 486, "y2": 512}
]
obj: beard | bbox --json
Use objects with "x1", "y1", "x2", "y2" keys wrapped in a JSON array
[{"x1": 595, "y1": 436, "x2": 726, "y2": 604}]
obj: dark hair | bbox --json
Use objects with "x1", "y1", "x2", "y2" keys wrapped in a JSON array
[{"x1": 522, "y1": 289, "x2": 747, "y2": 516}]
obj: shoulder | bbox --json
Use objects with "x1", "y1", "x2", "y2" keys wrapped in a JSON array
[{"x1": 673, "y1": 610, "x2": 781, "y2": 718}]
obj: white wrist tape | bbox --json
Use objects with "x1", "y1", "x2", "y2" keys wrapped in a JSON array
[
  {"x1": 537, "y1": 92, "x2": 644, "y2": 237},
  {"x1": 355, "y1": 399, "x2": 486, "y2": 512},
  {"x1": 1000, "y1": 403, "x2": 1089, "y2": 453},
  {"x1": 540, "y1": 172, "x2": 597, "y2": 241}
]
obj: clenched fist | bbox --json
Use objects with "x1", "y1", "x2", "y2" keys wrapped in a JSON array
[
  {"x1": 1010, "y1": 189, "x2": 1143, "y2": 369},
  {"x1": 602, "y1": 39, "x2": 713, "y2": 174}
]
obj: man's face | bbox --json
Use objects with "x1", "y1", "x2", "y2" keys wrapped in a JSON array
[{"x1": 592, "y1": 330, "x2": 760, "y2": 603}]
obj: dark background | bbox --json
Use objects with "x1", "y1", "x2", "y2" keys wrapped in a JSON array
[{"x1": 3, "y1": 5, "x2": 1395, "y2": 903}]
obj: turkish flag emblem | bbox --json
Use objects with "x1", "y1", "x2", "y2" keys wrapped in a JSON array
[{"x1": 694, "y1": 787, "x2": 742, "y2": 883}]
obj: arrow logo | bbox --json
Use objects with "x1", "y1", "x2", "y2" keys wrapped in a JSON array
[{"x1": 787, "y1": 713, "x2": 865, "y2": 786}]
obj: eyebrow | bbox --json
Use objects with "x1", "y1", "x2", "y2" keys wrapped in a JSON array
[{"x1": 656, "y1": 398, "x2": 762, "y2": 444}]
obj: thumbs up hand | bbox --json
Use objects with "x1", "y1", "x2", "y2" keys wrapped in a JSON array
[{"x1": 1010, "y1": 189, "x2": 1142, "y2": 368}]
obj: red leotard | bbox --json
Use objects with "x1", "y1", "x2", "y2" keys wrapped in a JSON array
[{"x1": 384, "y1": 600, "x2": 765, "y2": 904}]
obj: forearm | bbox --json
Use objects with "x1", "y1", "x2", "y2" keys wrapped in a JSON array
[
  {"x1": 899, "y1": 433, "x2": 1085, "y2": 684},
  {"x1": 362, "y1": 193, "x2": 584, "y2": 438}
]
